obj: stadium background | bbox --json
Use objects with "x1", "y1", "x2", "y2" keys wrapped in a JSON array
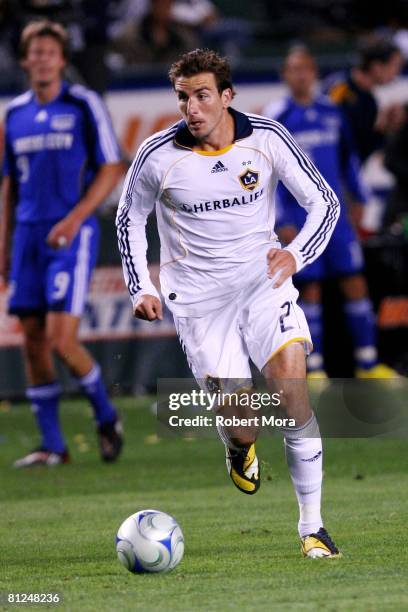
[{"x1": 0, "y1": 0, "x2": 408, "y2": 397}]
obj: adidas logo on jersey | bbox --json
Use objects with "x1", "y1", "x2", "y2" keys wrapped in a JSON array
[{"x1": 211, "y1": 160, "x2": 228, "y2": 173}]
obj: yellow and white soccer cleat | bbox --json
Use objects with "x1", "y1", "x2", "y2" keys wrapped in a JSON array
[
  {"x1": 355, "y1": 363, "x2": 401, "y2": 379},
  {"x1": 225, "y1": 443, "x2": 260, "y2": 495},
  {"x1": 301, "y1": 528, "x2": 341, "y2": 559}
]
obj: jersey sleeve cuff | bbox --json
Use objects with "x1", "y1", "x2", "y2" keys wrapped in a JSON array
[{"x1": 131, "y1": 286, "x2": 161, "y2": 309}]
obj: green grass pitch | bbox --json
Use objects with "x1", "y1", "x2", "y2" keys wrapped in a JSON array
[{"x1": 0, "y1": 397, "x2": 407, "y2": 611}]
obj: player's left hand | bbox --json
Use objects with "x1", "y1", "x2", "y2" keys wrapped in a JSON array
[
  {"x1": 47, "y1": 215, "x2": 81, "y2": 249},
  {"x1": 267, "y1": 248, "x2": 297, "y2": 288}
]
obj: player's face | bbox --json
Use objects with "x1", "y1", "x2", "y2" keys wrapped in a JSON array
[
  {"x1": 174, "y1": 72, "x2": 232, "y2": 141},
  {"x1": 283, "y1": 54, "x2": 317, "y2": 99},
  {"x1": 22, "y1": 35, "x2": 66, "y2": 87}
]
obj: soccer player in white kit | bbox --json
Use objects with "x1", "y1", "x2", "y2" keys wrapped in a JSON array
[{"x1": 117, "y1": 49, "x2": 341, "y2": 558}]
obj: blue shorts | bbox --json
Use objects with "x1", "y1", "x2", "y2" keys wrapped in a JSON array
[
  {"x1": 8, "y1": 217, "x2": 99, "y2": 317},
  {"x1": 296, "y1": 218, "x2": 364, "y2": 284}
]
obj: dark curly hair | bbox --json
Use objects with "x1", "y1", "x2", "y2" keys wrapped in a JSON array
[{"x1": 169, "y1": 48, "x2": 236, "y2": 98}]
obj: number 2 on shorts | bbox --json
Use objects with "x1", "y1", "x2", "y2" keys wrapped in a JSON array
[{"x1": 279, "y1": 301, "x2": 294, "y2": 333}]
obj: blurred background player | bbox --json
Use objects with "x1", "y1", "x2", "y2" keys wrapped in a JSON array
[
  {"x1": 0, "y1": 20, "x2": 124, "y2": 466},
  {"x1": 326, "y1": 37, "x2": 403, "y2": 163},
  {"x1": 383, "y1": 102, "x2": 408, "y2": 230},
  {"x1": 264, "y1": 47, "x2": 400, "y2": 378}
]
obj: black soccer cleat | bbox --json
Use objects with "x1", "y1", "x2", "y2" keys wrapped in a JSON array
[{"x1": 97, "y1": 418, "x2": 124, "y2": 462}]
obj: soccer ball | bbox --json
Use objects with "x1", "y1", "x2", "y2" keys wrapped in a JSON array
[{"x1": 116, "y1": 509, "x2": 184, "y2": 573}]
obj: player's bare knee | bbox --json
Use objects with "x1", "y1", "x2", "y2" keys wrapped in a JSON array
[
  {"x1": 263, "y1": 342, "x2": 307, "y2": 381},
  {"x1": 48, "y1": 334, "x2": 75, "y2": 360}
]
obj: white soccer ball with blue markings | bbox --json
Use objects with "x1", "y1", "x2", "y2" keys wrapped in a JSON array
[{"x1": 116, "y1": 509, "x2": 184, "y2": 573}]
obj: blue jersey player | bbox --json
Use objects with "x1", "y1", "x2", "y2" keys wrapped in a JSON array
[
  {"x1": 264, "y1": 47, "x2": 399, "y2": 379},
  {"x1": 0, "y1": 21, "x2": 124, "y2": 466}
]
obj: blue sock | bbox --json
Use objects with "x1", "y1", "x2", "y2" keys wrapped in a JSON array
[
  {"x1": 78, "y1": 363, "x2": 117, "y2": 425},
  {"x1": 27, "y1": 382, "x2": 66, "y2": 453},
  {"x1": 343, "y1": 298, "x2": 378, "y2": 369},
  {"x1": 300, "y1": 301, "x2": 325, "y2": 372}
]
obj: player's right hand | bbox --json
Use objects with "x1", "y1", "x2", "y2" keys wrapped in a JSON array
[{"x1": 133, "y1": 295, "x2": 163, "y2": 321}]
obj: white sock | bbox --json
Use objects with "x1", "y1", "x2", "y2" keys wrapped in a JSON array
[{"x1": 284, "y1": 417, "x2": 323, "y2": 538}]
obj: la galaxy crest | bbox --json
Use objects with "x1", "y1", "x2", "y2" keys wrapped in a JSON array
[{"x1": 239, "y1": 168, "x2": 260, "y2": 191}]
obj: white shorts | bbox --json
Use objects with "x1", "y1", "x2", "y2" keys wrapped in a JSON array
[{"x1": 173, "y1": 276, "x2": 312, "y2": 391}]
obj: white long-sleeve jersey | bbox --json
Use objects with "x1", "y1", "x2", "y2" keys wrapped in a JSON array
[{"x1": 116, "y1": 109, "x2": 340, "y2": 316}]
